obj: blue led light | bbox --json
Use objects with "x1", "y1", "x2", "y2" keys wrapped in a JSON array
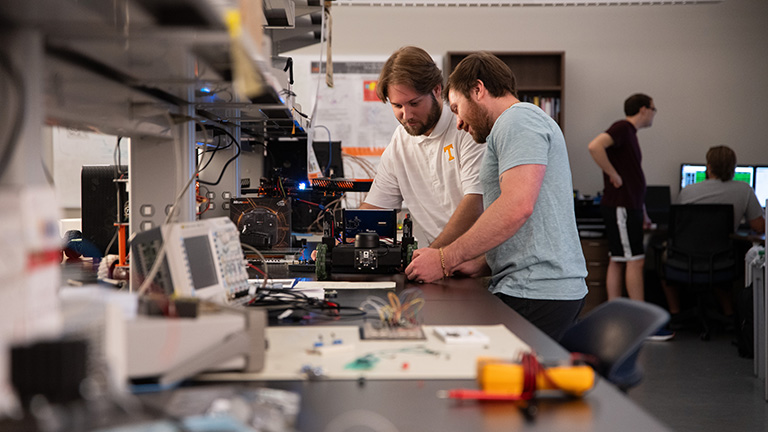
[
  {"x1": 200, "y1": 87, "x2": 212, "y2": 93},
  {"x1": 298, "y1": 182, "x2": 306, "y2": 190}
]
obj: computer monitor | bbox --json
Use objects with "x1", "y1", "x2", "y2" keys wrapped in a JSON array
[
  {"x1": 754, "y1": 166, "x2": 768, "y2": 208},
  {"x1": 265, "y1": 138, "x2": 344, "y2": 181},
  {"x1": 680, "y1": 163, "x2": 706, "y2": 189},
  {"x1": 734, "y1": 166, "x2": 755, "y2": 187},
  {"x1": 680, "y1": 163, "x2": 754, "y2": 189},
  {"x1": 312, "y1": 140, "x2": 345, "y2": 178}
]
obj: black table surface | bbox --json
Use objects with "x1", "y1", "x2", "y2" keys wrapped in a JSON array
[
  {"x1": 17, "y1": 262, "x2": 671, "y2": 432},
  {"x1": 142, "y1": 269, "x2": 671, "y2": 432}
]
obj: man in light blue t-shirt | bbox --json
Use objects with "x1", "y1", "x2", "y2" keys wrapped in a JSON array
[{"x1": 405, "y1": 52, "x2": 587, "y2": 341}]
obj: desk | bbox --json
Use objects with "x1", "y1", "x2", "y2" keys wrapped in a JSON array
[
  {"x1": 4, "y1": 267, "x2": 670, "y2": 431},
  {"x1": 733, "y1": 231, "x2": 767, "y2": 245},
  {"x1": 140, "y1": 272, "x2": 670, "y2": 432}
]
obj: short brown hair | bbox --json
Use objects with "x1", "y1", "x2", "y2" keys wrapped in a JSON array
[
  {"x1": 376, "y1": 46, "x2": 443, "y2": 103},
  {"x1": 624, "y1": 94, "x2": 653, "y2": 116},
  {"x1": 445, "y1": 51, "x2": 517, "y2": 101},
  {"x1": 706, "y1": 145, "x2": 737, "y2": 181}
]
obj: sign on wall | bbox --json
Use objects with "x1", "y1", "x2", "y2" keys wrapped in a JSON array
[{"x1": 52, "y1": 127, "x2": 128, "y2": 208}]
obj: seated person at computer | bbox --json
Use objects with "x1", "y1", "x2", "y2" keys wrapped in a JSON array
[
  {"x1": 663, "y1": 145, "x2": 764, "y2": 324},
  {"x1": 677, "y1": 145, "x2": 764, "y2": 234},
  {"x1": 359, "y1": 46, "x2": 485, "y2": 248}
]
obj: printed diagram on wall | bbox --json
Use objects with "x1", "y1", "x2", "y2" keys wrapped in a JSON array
[{"x1": 310, "y1": 61, "x2": 400, "y2": 183}]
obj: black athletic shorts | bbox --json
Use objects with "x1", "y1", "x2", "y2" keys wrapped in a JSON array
[{"x1": 601, "y1": 206, "x2": 645, "y2": 261}]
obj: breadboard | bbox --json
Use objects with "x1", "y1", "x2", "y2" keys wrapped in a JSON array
[{"x1": 359, "y1": 322, "x2": 426, "y2": 340}]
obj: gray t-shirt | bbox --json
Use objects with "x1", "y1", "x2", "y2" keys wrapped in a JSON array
[
  {"x1": 677, "y1": 178, "x2": 763, "y2": 231},
  {"x1": 481, "y1": 103, "x2": 587, "y2": 300}
]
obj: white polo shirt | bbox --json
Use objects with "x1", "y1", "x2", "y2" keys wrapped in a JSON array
[{"x1": 364, "y1": 106, "x2": 485, "y2": 245}]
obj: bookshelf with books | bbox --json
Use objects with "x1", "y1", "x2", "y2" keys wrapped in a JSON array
[{"x1": 444, "y1": 52, "x2": 565, "y2": 129}]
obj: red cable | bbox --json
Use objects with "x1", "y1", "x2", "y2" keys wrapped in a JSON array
[
  {"x1": 442, "y1": 389, "x2": 525, "y2": 401},
  {"x1": 248, "y1": 263, "x2": 267, "y2": 277},
  {"x1": 521, "y1": 353, "x2": 537, "y2": 400},
  {"x1": 297, "y1": 199, "x2": 321, "y2": 207}
]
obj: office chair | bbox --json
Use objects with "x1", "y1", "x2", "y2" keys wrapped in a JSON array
[
  {"x1": 559, "y1": 298, "x2": 669, "y2": 392},
  {"x1": 664, "y1": 204, "x2": 736, "y2": 341}
]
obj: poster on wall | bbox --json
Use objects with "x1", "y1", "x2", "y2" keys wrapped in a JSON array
[
  {"x1": 292, "y1": 60, "x2": 396, "y2": 207},
  {"x1": 309, "y1": 61, "x2": 398, "y2": 153},
  {"x1": 52, "y1": 127, "x2": 128, "y2": 208},
  {"x1": 283, "y1": 54, "x2": 442, "y2": 212},
  {"x1": 307, "y1": 60, "x2": 399, "y2": 187}
]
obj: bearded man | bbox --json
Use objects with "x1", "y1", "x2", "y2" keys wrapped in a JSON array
[
  {"x1": 405, "y1": 51, "x2": 587, "y2": 341},
  {"x1": 360, "y1": 46, "x2": 485, "y2": 248}
]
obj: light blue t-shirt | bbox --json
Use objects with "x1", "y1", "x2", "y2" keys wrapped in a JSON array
[{"x1": 481, "y1": 103, "x2": 587, "y2": 300}]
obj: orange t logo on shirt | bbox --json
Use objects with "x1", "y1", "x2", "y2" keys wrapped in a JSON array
[{"x1": 443, "y1": 144, "x2": 455, "y2": 161}]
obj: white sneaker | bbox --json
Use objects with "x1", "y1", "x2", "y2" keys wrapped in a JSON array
[{"x1": 646, "y1": 328, "x2": 675, "y2": 341}]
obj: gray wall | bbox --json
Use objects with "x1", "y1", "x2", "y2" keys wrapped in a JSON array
[{"x1": 288, "y1": 0, "x2": 768, "y2": 202}]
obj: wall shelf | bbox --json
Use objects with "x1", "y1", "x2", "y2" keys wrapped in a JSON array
[{"x1": 444, "y1": 51, "x2": 565, "y2": 129}]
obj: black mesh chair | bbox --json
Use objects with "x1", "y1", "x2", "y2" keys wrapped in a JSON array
[
  {"x1": 559, "y1": 298, "x2": 669, "y2": 392},
  {"x1": 664, "y1": 204, "x2": 736, "y2": 340}
]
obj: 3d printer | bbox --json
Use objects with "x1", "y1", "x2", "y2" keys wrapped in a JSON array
[{"x1": 314, "y1": 209, "x2": 417, "y2": 280}]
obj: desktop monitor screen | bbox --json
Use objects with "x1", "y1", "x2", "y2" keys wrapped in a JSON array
[
  {"x1": 680, "y1": 164, "x2": 706, "y2": 189},
  {"x1": 312, "y1": 140, "x2": 344, "y2": 178},
  {"x1": 266, "y1": 138, "x2": 344, "y2": 181},
  {"x1": 680, "y1": 163, "x2": 754, "y2": 189},
  {"x1": 755, "y1": 166, "x2": 768, "y2": 208},
  {"x1": 734, "y1": 166, "x2": 754, "y2": 186}
]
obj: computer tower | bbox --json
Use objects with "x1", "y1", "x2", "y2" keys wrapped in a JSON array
[{"x1": 81, "y1": 165, "x2": 128, "y2": 258}]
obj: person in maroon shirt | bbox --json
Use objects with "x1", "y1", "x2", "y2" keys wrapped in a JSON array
[{"x1": 588, "y1": 94, "x2": 659, "y2": 314}]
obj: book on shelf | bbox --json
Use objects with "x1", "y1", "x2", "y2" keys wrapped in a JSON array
[{"x1": 521, "y1": 95, "x2": 560, "y2": 122}]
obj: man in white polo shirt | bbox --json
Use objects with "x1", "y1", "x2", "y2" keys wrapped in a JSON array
[{"x1": 360, "y1": 46, "x2": 485, "y2": 248}]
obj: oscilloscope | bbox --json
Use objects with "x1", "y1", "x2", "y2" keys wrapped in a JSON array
[{"x1": 131, "y1": 217, "x2": 250, "y2": 302}]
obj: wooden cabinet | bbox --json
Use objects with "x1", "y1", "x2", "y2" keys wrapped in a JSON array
[
  {"x1": 444, "y1": 52, "x2": 565, "y2": 128},
  {"x1": 580, "y1": 238, "x2": 609, "y2": 316}
]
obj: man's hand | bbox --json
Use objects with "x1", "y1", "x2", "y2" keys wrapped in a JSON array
[
  {"x1": 588, "y1": 133, "x2": 622, "y2": 189},
  {"x1": 405, "y1": 247, "x2": 445, "y2": 283},
  {"x1": 609, "y1": 172, "x2": 623, "y2": 188},
  {"x1": 643, "y1": 213, "x2": 653, "y2": 230}
]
